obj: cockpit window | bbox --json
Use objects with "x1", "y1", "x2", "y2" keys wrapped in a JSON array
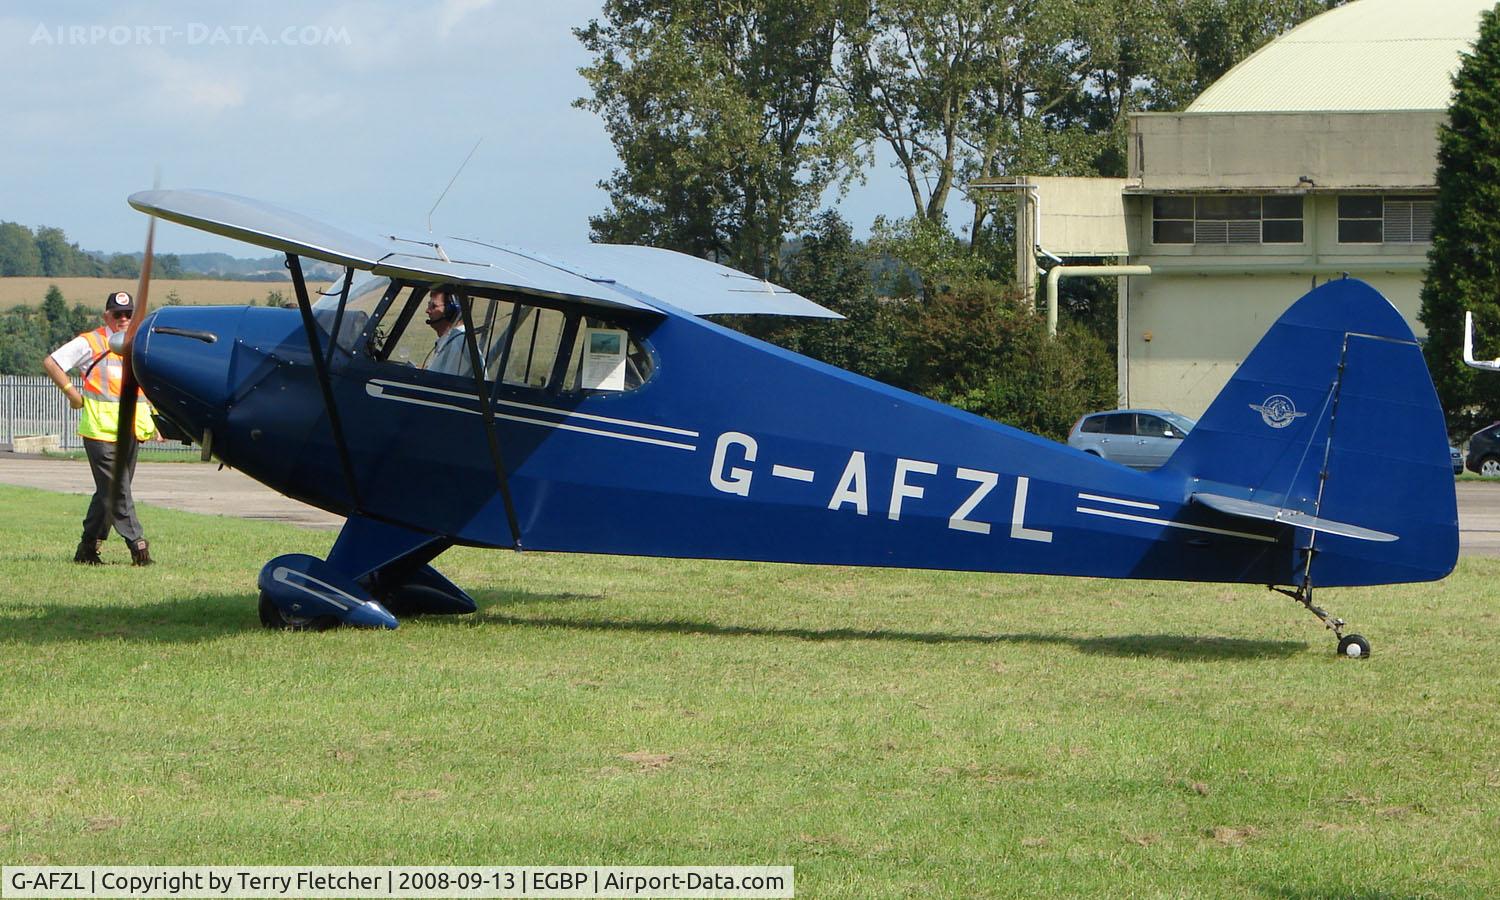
[
  {"x1": 381, "y1": 288, "x2": 437, "y2": 368},
  {"x1": 377, "y1": 290, "x2": 522, "y2": 378},
  {"x1": 313, "y1": 274, "x2": 392, "y2": 354},
  {"x1": 357, "y1": 282, "x2": 653, "y2": 394},
  {"x1": 561, "y1": 315, "x2": 654, "y2": 392},
  {"x1": 501, "y1": 306, "x2": 568, "y2": 390}
]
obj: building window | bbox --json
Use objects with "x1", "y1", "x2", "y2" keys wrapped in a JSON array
[
  {"x1": 1261, "y1": 196, "x2": 1304, "y2": 244},
  {"x1": 1151, "y1": 196, "x2": 1194, "y2": 244},
  {"x1": 1151, "y1": 195, "x2": 1304, "y2": 245},
  {"x1": 1337, "y1": 196, "x2": 1383, "y2": 243},
  {"x1": 1338, "y1": 195, "x2": 1434, "y2": 244},
  {"x1": 1383, "y1": 197, "x2": 1434, "y2": 243}
]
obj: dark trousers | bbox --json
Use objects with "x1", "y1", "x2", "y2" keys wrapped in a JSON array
[{"x1": 82, "y1": 437, "x2": 143, "y2": 544}]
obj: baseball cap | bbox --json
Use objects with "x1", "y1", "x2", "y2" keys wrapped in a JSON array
[{"x1": 104, "y1": 291, "x2": 134, "y2": 314}]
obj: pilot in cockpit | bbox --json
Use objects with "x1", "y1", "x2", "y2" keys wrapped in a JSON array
[{"x1": 421, "y1": 285, "x2": 474, "y2": 378}]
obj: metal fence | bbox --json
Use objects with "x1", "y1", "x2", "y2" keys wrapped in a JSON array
[{"x1": 0, "y1": 375, "x2": 196, "y2": 453}]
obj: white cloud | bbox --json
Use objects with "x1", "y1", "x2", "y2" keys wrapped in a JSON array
[
  {"x1": 436, "y1": 0, "x2": 495, "y2": 39},
  {"x1": 136, "y1": 51, "x2": 248, "y2": 113},
  {"x1": 285, "y1": 90, "x2": 347, "y2": 122}
]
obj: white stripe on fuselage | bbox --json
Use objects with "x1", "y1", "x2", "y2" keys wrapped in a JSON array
[
  {"x1": 1075, "y1": 506, "x2": 1277, "y2": 544},
  {"x1": 1077, "y1": 492, "x2": 1160, "y2": 511},
  {"x1": 364, "y1": 380, "x2": 698, "y2": 452}
]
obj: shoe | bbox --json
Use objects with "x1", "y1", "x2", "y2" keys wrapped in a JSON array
[
  {"x1": 130, "y1": 539, "x2": 153, "y2": 567},
  {"x1": 74, "y1": 539, "x2": 104, "y2": 565}
]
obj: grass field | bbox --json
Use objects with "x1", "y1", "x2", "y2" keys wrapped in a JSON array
[
  {"x1": 0, "y1": 277, "x2": 334, "y2": 310},
  {"x1": 1, "y1": 484, "x2": 1497, "y2": 897},
  {"x1": 39, "y1": 448, "x2": 202, "y2": 464}
]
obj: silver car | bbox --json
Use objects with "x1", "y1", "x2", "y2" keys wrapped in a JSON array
[{"x1": 1068, "y1": 409, "x2": 1196, "y2": 470}]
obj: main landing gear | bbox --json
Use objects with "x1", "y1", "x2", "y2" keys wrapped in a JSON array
[
  {"x1": 1273, "y1": 580, "x2": 1369, "y2": 659},
  {"x1": 254, "y1": 517, "x2": 478, "y2": 631}
]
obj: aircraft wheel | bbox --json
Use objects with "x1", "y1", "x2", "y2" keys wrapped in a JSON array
[
  {"x1": 1481, "y1": 455, "x2": 1500, "y2": 478},
  {"x1": 1336, "y1": 634, "x2": 1370, "y2": 659},
  {"x1": 258, "y1": 590, "x2": 337, "y2": 632}
]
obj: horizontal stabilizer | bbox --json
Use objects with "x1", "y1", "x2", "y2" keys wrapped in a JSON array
[{"x1": 1192, "y1": 493, "x2": 1398, "y2": 543}]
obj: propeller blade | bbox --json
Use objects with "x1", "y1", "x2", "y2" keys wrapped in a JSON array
[{"x1": 106, "y1": 214, "x2": 155, "y2": 516}]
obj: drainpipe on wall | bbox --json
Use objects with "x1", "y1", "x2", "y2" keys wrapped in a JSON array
[
  {"x1": 972, "y1": 179, "x2": 1056, "y2": 306},
  {"x1": 1046, "y1": 265, "x2": 1152, "y2": 337}
]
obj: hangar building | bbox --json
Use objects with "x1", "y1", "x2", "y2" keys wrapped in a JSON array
[{"x1": 977, "y1": 0, "x2": 1493, "y2": 417}]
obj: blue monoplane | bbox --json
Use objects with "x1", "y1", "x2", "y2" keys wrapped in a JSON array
[{"x1": 113, "y1": 189, "x2": 1458, "y2": 657}]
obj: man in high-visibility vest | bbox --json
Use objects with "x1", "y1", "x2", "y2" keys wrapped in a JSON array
[{"x1": 41, "y1": 290, "x2": 157, "y2": 566}]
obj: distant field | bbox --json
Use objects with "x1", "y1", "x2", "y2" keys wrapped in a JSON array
[{"x1": 0, "y1": 277, "x2": 333, "y2": 310}]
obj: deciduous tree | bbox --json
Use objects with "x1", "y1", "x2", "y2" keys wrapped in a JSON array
[
  {"x1": 750, "y1": 211, "x2": 915, "y2": 383},
  {"x1": 575, "y1": 0, "x2": 861, "y2": 279},
  {"x1": 0, "y1": 223, "x2": 41, "y2": 277}
]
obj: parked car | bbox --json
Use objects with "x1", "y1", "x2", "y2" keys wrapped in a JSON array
[
  {"x1": 1067, "y1": 409, "x2": 1196, "y2": 470},
  {"x1": 1466, "y1": 423, "x2": 1500, "y2": 476},
  {"x1": 1451, "y1": 444, "x2": 1464, "y2": 476}
]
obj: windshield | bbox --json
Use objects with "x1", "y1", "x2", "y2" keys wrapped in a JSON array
[
  {"x1": 312, "y1": 274, "x2": 390, "y2": 353},
  {"x1": 1163, "y1": 413, "x2": 1196, "y2": 434}
]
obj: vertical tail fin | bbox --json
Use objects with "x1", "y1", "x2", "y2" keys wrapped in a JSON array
[{"x1": 1160, "y1": 278, "x2": 1457, "y2": 586}]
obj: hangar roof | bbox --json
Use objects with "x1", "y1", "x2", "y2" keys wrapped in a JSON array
[{"x1": 1186, "y1": 0, "x2": 1492, "y2": 114}]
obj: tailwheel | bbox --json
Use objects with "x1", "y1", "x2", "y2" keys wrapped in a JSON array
[
  {"x1": 1273, "y1": 579, "x2": 1367, "y2": 659},
  {"x1": 1337, "y1": 634, "x2": 1371, "y2": 659}
]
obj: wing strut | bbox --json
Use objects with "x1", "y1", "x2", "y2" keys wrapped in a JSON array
[
  {"x1": 324, "y1": 266, "x2": 353, "y2": 370},
  {"x1": 456, "y1": 292, "x2": 523, "y2": 548},
  {"x1": 287, "y1": 253, "x2": 364, "y2": 513}
]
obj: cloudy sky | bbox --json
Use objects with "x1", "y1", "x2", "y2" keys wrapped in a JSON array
[{"x1": 0, "y1": 0, "x2": 921, "y2": 257}]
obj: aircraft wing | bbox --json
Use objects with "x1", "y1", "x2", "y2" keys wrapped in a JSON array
[
  {"x1": 1191, "y1": 493, "x2": 1397, "y2": 542},
  {"x1": 506, "y1": 242, "x2": 844, "y2": 319},
  {"x1": 128, "y1": 189, "x2": 840, "y2": 319}
]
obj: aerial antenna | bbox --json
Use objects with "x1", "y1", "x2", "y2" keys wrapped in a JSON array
[{"x1": 428, "y1": 137, "x2": 484, "y2": 234}]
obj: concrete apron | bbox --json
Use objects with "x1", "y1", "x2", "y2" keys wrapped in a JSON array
[{"x1": 0, "y1": 454, "x2": 343, "y2": 531}]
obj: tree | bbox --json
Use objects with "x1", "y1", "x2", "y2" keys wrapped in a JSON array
[
  {"x1": 905, "y1": 278, "x2": 1114, "y2": 439},
  {"x1": 749, "y1": 210, "x2": 915, "y2": 383},
  {"x1": 106, "y1": 254, "x2": 138, "y2": 279},
  {"x1": 67, "y1": 302, "x2": 95, "y2": 337},
  {"x1": 1047, "y1": 0, "x2": 1181, "y2": 176},
  {"x1": 576, "y1": 0, "x2": 861, "y2": 279},
  {"x1": 839, "y1": 0, "x2": 996, "y2": 223},
  {"x1": 0, "y1": 223, "x2": 41, "y2": 276},
  {"x1": 155, "y1": 253, "x2": 183, "y2": 279},
  {"x1": 868, "y1": 212, "x2": 995, "y2": 296},
  {"x1": 41, "y1": 285, "x2": 73, "y2": 348},
  {"x1": 35, "y1": 226, "x2": 71, "y2": 276},
  {"x1": 1421, "y1": 4, "x2": 1500, "y2": 435},
  {"x1": 0, "y1": 303, "x2": 51, "y2": 376}
]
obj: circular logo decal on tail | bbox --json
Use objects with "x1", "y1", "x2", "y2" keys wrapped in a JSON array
[{"x1": 1250, "y1": 394, "x2": 1307, "y2": 429}]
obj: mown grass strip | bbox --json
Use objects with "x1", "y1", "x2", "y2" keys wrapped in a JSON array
[{"x1": 0, "y1": 484, "x2": 1495, "y2": 896}]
